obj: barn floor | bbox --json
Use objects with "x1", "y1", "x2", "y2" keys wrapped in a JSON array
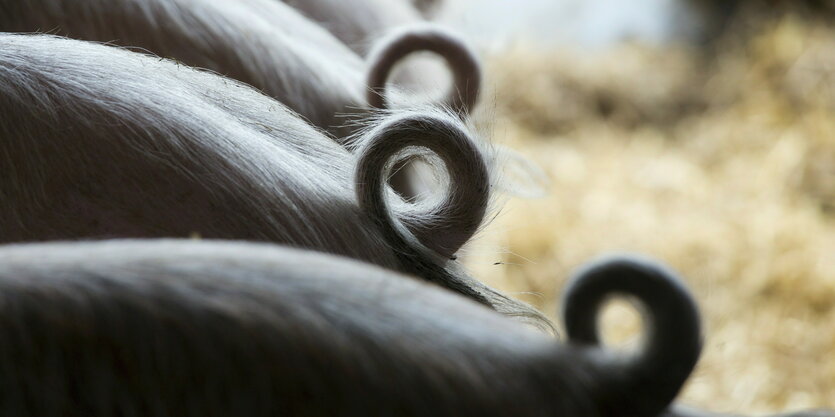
[{"x1": 461, "y1": 15, "x2": 835, "y2": 414}]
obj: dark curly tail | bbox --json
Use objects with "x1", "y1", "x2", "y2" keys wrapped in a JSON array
[
  {"x1": 354, "y1": 111, "x2": 555, "y2": 332},
  {"x1": 354, "y1": 111, "x2": 488, "y2": 259},
  {"x1": 366, "y1": 24, "x2": 480, "y2": 116},
  {"x1": 562, "y1": 255, "x2": 703, "y2": 417}
]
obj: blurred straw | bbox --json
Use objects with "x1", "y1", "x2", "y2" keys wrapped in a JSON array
[{"x1": 463, "y1": 13, "x2": 835, "y2": 413}]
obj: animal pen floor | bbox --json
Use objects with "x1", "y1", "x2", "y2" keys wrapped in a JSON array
[{"x1": 460, "y1": 16, "x2": 835, "y2": 414}]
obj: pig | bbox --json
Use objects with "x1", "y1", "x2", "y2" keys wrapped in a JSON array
[
  {"x1": 276, "y1": 0, "x2": 479, "y2": 113},
  {"x1": 0, "y1": 34, "x2": 547, "y2": 329},
  {"x1": 0, "y1": 239, "x2": 703, "y2": 417},
  {"x1": 0, "y1": 0, "x2": 479, "y2": 138},
  {"x1": 562, "y1": 256, "x2": 835, "y2": 417},
  {"x1": 0, "y1": 0, "x2": 481, "y2": 201}
]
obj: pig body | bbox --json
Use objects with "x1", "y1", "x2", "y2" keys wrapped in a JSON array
[
  {"x1": 0, "y1": 34, "x2": 547, "y2": 328},
  {"x1": 0, "y1": 239, "x2": 702, "y2": 417}
]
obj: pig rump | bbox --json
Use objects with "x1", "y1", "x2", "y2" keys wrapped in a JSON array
[
  {"x1": 0, "y1": 239, "x2": 701, "y2": 417},
  {"x1": 0, "y1": 34, "x2": 548, "y2": 329}
]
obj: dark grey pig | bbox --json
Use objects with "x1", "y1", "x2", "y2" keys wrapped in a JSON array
[
  {"x1": 0, "y1": 0, "x2": 478, "y2": 138},
  {"x1": 0, "y1": 239, "x2": 702, "y2": 417}
]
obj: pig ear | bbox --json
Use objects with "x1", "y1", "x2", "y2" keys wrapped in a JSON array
[
  {"x1": 560, "y1": 255, "x2": 703, "y2": 417},
  {"x1": 354, "y1": 111, "x2": 489, "y2": 259},
  {"x1": 365, "y1": 24, "x2": 481, "y2": 116}
]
